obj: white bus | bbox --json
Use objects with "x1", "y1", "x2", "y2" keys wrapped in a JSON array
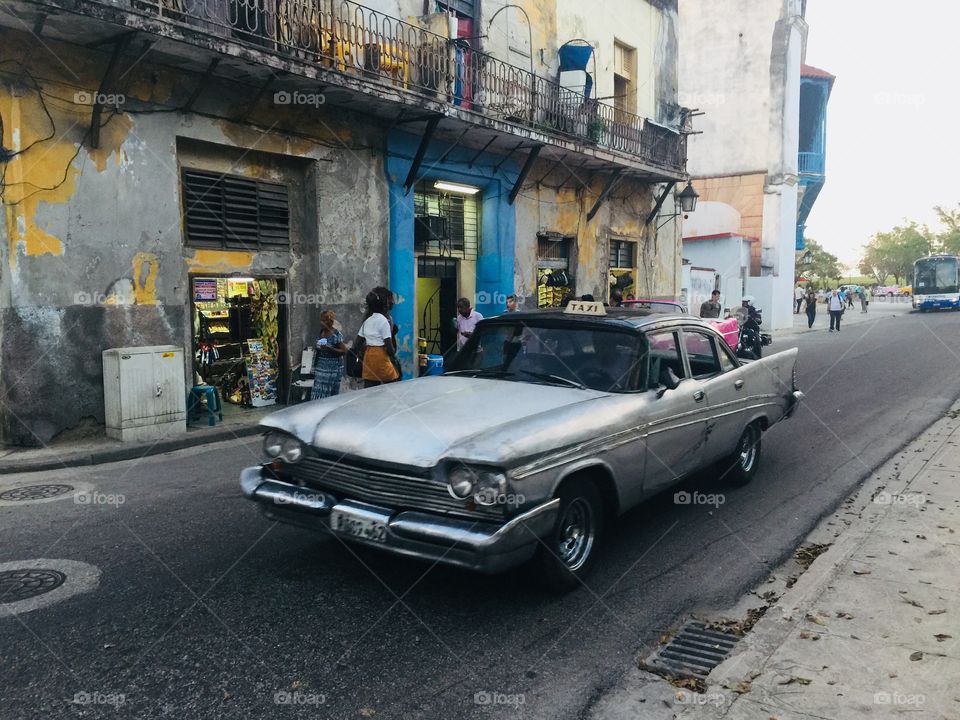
[{"x1": 913, "y1": 255, "x2": 960, "y2": 311}]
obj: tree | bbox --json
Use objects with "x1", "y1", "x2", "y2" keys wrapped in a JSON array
[
  {"x1": 860, "y1": 222, "x2": 932, "y2": 285},
  {"x1": 796, "y1": 239, "x2": 841, "y2": 286},
  {"x1": 934, "y1": 204, "x2": 960, "y2": 254}
]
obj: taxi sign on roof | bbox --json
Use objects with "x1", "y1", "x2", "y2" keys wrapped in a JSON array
[{"x1": 564, "y1": 300, "x2": 607, "y2": 316}]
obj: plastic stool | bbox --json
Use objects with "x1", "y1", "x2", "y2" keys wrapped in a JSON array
[{"x1": 189, "y1": 385, "x2": 223, "y2": 426}]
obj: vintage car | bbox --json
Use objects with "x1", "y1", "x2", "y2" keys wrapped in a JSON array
[
  {"x1": 240, "y1": 302, "x2": 802, "y2": 591},
  {"x1": 621, "y1": 298, "x2": 740, "y2": 351}
]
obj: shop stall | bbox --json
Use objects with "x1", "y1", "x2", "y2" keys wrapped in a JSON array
[{"x1": 191, "y1": 276, "x2": 284, "y2": 415}]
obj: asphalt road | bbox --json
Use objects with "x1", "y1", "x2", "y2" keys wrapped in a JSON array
[{"x1": 1, "y1": 306, "x2": 958, "y2": 720}]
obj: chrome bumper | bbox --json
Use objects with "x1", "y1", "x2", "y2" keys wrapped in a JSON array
[{"x1": 240, "y1": 466, "x2": 559, "y2": 574}]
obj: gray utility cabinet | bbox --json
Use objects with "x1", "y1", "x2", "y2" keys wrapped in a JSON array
[{"x1": 103, "y1": 346, "x2": 187, "y2": 442}]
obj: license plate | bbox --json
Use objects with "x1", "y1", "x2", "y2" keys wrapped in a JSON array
[{"x1": 330, "y1": 508, "x2": 387, "y2": 543}]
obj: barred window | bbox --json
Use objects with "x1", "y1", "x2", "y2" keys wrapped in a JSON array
[{"x1": 182, "y1": 169, "x2": 290, "y2": 251}]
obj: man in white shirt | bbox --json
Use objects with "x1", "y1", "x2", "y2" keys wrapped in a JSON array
[
  {"x1": 827, "y1": 289, "x2": 844, "y2": 332},
  {"x1": 794, "y1": 285, "x2": 805, "y2": 314},
  {"x1": 455, "y1": 298, "x2": 483, "y2": 350}
]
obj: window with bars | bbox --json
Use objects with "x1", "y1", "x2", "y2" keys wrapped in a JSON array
[
  {"x1": 182, "y1": 169, "x2": 291, "y2": 251},
  {"x1": 413, "y1": 181, "x2": 479, "y2": 259},
  {"x1": 609, "y1": 239, "x2": 637, "y2": 269}
]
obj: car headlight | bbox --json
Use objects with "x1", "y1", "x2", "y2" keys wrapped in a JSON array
[
  {"x1": 447, "y1": 466, "x2": 477, "y2": 499},
  {"x1": 446, "y1": 464, "x2": 507, "y2": 505},
  {"x1": 262, "y1": 431, "x2": 305, "y2": 464}
]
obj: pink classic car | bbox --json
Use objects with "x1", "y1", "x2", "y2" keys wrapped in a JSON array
[{"x1": 621, "y1": 299, "x2": 740, "y2": 350}]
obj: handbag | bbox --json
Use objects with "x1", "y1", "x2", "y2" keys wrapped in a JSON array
[{"x1": 345, "y1": 336, "x2": 365, "y2": 378}]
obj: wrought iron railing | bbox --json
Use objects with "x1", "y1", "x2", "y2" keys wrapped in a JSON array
[
  {"x1": 798, "y1": 151, "x2": 825, "y2": 175},
  {"x1": 119, "y1": 0, "x2": 685, "y2": 170}
]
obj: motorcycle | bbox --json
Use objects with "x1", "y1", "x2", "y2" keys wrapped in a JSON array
[{"x1": 735, "y1": 306, "x2": 772, "y2": 359}]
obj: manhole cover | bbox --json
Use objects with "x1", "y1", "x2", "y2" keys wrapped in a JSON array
[
  {"x1": 644, "y1": 621, "x2": 741, "y2": 678},
  {"x1": 0, "y1": 484, "x2": 75, "y2": 502},
  {"x1": 0, "y1": 569, "x2": 67, "y2": 603}
]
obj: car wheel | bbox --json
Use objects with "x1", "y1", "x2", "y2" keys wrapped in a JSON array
[
  {"x1": 533, "y1": 478, "x2": 604, "y2": 592},
  {"x1": 718, "y1": 423, "x2": 762, "y2": 487}
]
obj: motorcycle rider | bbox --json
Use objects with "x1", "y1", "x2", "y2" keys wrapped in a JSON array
[{"x1": 735, "y1": 297, "x2": 764, "y2": 358}]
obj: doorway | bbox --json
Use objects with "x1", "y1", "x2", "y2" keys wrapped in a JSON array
[
  {"x1": 417, "y1": 256, "x2": 459, "y2": 359},
  {"x1": 190, "y1": 275, "x2": 288, "y2": 417}
]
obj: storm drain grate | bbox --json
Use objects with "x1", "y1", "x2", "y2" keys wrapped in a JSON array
[
  {"x1": 644, "y1": 621, "x2": 742, "y2": 679},
  {"x1": 0, "y1": 484, "x2": 74, "y2": 502},
  {"x1": 0, "y1": 569, "x2": 67, "y2": 603}
]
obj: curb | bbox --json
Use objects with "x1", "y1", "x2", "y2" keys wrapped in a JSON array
[
  {"x1": 0, "y1": 424, "x2": 263, "y2": 475},
  {"x1": 678, "y1": 398, "x2": 960, "y2": 719}
]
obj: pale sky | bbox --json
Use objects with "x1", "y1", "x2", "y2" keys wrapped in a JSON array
[{"x1": 803, "y1": 0, "x2": 960, "y2": 269}]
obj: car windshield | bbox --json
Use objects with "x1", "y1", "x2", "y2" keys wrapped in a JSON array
[
  {"x1": 447, "y1": 322, "x2": 647, "y2": 393},
  {"x1": 914, "y1": 258, "x2": 959, "y2": 295}
]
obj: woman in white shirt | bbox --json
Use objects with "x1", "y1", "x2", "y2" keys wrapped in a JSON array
[{"x1": 358, "y1": 290, "x2": 400, "y2": 387}]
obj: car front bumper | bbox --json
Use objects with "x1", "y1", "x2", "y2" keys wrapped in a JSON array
[{"x1": 240, "y1": 466, "x2": 559, "y2": 574}]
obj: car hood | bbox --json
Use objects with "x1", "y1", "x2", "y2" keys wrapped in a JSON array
[{"x1": 259, "y1": 376, "x2": 611, "y2": 468}]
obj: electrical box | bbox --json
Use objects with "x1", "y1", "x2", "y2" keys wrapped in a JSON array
[{"x1": 103, "y1": 346, "x2": 187, "y2": 442}]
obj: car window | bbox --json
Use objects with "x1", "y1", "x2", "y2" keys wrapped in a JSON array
[
  {"x1": 645, "y1": 330, "x2": 686, "y2": 390},
  {"x1": 683, "y1": 330, "x2": 723, "y2": 378},
  {"x1": 450, "y1": 322, "x2": 646, "y2": 393},
  {"x1": 717, "y1": 341, "x2": 737, "y2": 373}
]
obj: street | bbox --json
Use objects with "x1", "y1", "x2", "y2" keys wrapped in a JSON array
[{"x1": 1, "y1": 306, "x2": 957, "y2": 720}]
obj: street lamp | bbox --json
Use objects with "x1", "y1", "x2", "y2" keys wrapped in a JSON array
[
  {"x1": 800, "y1": 250, "x2": 813, "y2": 267},
  {"x1": 677, "y1": 181, "x2": 699, "y2": 213}
]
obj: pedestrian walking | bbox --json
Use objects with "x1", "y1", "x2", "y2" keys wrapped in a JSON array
[
  {"x1": 700, "y1": 290, "x2": 722, "y2": 318},
  {"x1": 846, "y1": 287, "x2": 856, "y2": 310},
  {"x1": 804, "y1": 288, "x2": 817, "y2": 329},
  {"x1": 311, "y1": 310, "x2": 347, "y2": 400},
  {"x1": 828, "y1": 289, "x2": 844, "y2": 332},
  {"x1": 858, "y1": 286, "x2": 868, "y2": 313},
  {"x1": 357, "y1": 290, "x2": 400, "y2": 388},
  {"x1": 794, "y1": 285, "x2": 804, "y2": 314}
]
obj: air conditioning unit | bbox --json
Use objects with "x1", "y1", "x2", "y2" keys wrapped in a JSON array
[{"x1": 103, "y1": 346, "x2": 187, "y2": 442}]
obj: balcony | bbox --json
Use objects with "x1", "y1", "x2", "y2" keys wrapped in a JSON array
[
  {"x1": 798, "y1": 150, "x2": 824, "y2": 176},
  {"x1": 3, "y1": 0, "x2": 686, "y2": 180}
]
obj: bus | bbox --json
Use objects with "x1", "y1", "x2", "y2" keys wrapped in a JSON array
[{"x1": 913, "y1": 255, "x2": 960, "y2": 311}]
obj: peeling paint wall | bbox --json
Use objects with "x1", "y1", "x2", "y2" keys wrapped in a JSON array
[
  {"x1": 514, "y1": 160, "x2": 681, "y2": 307},
  {"x1": 0, "y1": 28, "x2": 387, "y2": 445}
]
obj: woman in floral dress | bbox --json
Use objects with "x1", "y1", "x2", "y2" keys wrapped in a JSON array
[{"x1": 311, "y1": 310, "x2": 347, "y2": 399}]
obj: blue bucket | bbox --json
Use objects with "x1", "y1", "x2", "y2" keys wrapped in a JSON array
[{"x1": 424, "y1": 354, "x2": 444, "y2": 376}]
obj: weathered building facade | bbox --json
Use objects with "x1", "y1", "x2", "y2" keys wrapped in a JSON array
[
  {"x1": 0, "y1": 0, "x2": 687, "y2": 446},
  {"x1": 678, "y1": 0, "x2": 807, "y2": 329}
]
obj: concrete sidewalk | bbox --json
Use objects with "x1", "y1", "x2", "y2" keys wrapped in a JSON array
[
  {"x1": 0, "y1": 407, "x2": 272, "y2": 474},
  {"x1": 590, "y1": 398, "x2": 960, "y2": 720}
]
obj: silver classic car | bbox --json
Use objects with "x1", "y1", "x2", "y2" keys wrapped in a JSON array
[{"x1": 240, "y1": 302, "x2": 802, "y2": 591}]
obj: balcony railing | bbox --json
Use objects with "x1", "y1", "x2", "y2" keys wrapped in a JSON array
[
  {"x1": 798, "y1": 151, "x2": 825, "y2": 175},
  {"x1": 119, "y1": 0, "x2": 685, "y2": 171}
]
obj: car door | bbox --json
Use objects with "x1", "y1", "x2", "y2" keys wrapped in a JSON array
[
  {"x1": 680, "y1": 328, "x2": 745, "y2": 465},
  {"x1": 641, "y1": 329, "x2": 710, "y2": 493}
]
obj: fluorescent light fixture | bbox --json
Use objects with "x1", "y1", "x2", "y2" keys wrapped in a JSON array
[
  {"x1": 433, "y1": 181, "x2": 480, "y2": 195},
  {"x1": 228, "y1": 276, "x2": 255, "y2": 282}
]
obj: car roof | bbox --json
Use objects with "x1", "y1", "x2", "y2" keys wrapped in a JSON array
[{"x1": 482, "y1": 308, "x2": 716, "y2": 332}]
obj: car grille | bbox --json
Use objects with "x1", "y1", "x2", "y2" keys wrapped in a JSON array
[{"x1": 291, "y1": 456, "x2": 504, "y2": 521}]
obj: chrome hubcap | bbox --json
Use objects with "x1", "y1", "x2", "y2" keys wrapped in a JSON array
[
  {"x1": 557, "y1": 498, "x2": 595, "y2": 571},
  {"x1": 738, "y1": 428, "x2": 757, "y2": 472}
]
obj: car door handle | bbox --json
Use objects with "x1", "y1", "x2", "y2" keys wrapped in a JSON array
[
  {"x1": 734, "y1": 379, "x2": 744, "y2": 390},
  {"x1": 693, "y1": 390, "x2": 705, "y2": 402}
]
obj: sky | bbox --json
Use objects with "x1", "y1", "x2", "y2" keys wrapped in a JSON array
[{"x1": 803, "y1": 0, "x2": 960, "y2": 270}]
